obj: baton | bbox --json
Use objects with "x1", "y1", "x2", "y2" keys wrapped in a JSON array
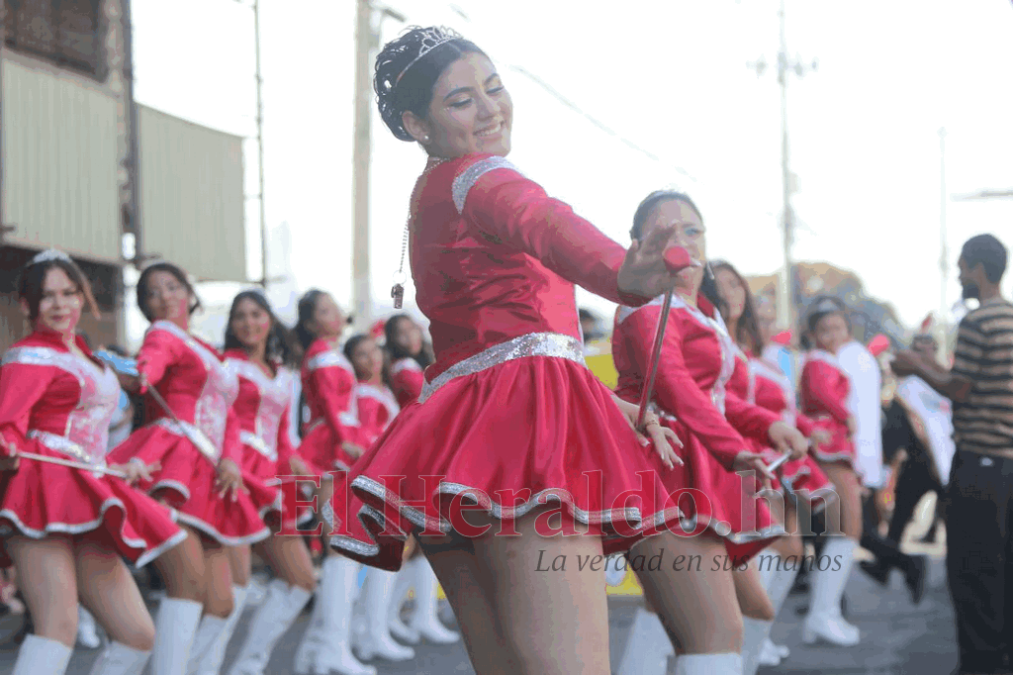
[
  {"x1": 14, "y1": 450, "x2": 128, "y2": 479},
  {"x1": 635, "y1": 246, "x2": 697, "y2": 432},
  {"x1": 145, "y1": 385, "x2": 221, "y2": 464}
]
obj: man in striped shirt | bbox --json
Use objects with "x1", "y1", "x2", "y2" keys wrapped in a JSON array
[{"x1": 892, "y1": 233, "x2": 1012, "y2": 675}]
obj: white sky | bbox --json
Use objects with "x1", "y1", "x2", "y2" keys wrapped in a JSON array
[{"x1": 129, "y1": 0, "x2": 1013, "y2": 341}]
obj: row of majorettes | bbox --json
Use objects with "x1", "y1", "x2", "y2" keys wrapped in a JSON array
[
  {"x1": 322, "y1": 24, "x2": 868, "y2": 674},
  {"x1": 0, "y1": 253, "x2": 455, "y2": 675}
]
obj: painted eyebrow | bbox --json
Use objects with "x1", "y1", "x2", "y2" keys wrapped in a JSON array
[{"x1": 442, "y1": 73, "x2": 501, "y2": 102}]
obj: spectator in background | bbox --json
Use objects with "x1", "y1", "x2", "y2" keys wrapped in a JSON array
[
  {"x1": 892, "y1": 233, "x2": 1012, "y2": 675},
  {"x1": 579, "y1": 307, "x2": 605, "y2": 343}
]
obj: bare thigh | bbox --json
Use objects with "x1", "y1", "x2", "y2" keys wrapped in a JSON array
[
  {"x1": 74, "y1": 538, "x2": 155, "y2": 651},
  {"x1": 255, "y1": 534, "x2": 316, "y2": 592},
  {"x1": 203, "y1": 543, "x2": 235, "y2": 618},
  {"x1": 7, "y1": 535, "x2": 78, "y2": 646},
  {"x1": 818, "y1": 462, "x2": 862, "y2": 540}
]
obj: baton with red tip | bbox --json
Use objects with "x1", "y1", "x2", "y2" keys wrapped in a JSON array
[{"x1": 635, "y1": 246, "x2": 697, "y2": 432}]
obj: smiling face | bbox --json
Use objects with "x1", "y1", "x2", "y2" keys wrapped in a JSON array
[
  {"x1": 403, "y1": 51, "x2": 513, "y2": 158},
  {"x1": 639, "y1": 198, "x2": 707, "y2": 293},
  {"x1": 230, "y1": 297, "x2": 272, "y2": 352},
  {"x1": 24, "y1": 267, "x2": 83, "y2": 337},
  {"x1": 309, "y1": 294, "x2": 346, "y2": 340},
  {"x1": 144, "y1": 270, "x2": 191, "y2": 323},
  {"x1": 350, "y1": 337, "x2": 384, "y2": 381}
]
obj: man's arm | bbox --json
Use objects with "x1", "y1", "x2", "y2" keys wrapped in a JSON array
[{"x1": 891, "y1": 318, "x2": 982, "y2": 403}]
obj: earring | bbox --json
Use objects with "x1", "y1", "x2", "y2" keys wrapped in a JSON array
[{"x1": 422, "y1": 135, "x2": 430, "y2": 143}]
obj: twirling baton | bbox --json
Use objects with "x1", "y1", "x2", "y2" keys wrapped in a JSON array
[
  {"x1": 635, "y1": 246, "x2": 696, "y2": 432},
  {"x1": 11, "y1": 450, "x2": 128, "y2": 479},
  {"x1": 145, "y1": 385, "x2": 221, "y2": 464}
]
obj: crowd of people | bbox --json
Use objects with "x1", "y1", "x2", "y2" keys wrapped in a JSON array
[{"x1": 0, "y1": 22, "x2": 1010, "y2": 675}]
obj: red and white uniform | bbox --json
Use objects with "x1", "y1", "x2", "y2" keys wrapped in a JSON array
[
  {"x1": 298, "y1": 339, "x2": 363, "y2": 473},
  {"x1": 799, "y1": 350, "x2": 855, "y2": 466},
  {"x1": 745, "y1": 353, "x2": 834, "y2": 504},
  {"x1": 389, "y1": 358, "x2": 424, "y2": 409},
  {"x1": 108, "y1": 321, "x2": 270, "y2": 546},
  {"x1": 356, "y1": 382, "x2": 400, "y2": 448},
  {"x1": 330, "y1": 154, "x2": 685, "y2": 570},
  {"x1": 224, "y1": 350, "x2": 303, "y2": 529},
  {"x1": 613, "y1": 294, "x2": 784, "y2": 561},
  {"x1": 0, "y1": 331, "x2": 186, "y2": 568}
]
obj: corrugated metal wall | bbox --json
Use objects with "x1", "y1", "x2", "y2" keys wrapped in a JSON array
[
  {"x1": 0, "y1": 56, "x2": 122, "y2": 263},
  {"x1": 137, "y1": 105, "x2": 247, "y2": 283}
]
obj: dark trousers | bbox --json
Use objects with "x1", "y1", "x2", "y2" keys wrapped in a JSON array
[
  {"x1": 889, "y1": 450, "x2": 945, "y2": 544},
  {"x1": 946, "y1": 450, "x2": 1013, "y2": 674},
  {"x1": 861, "y1": 491, "x2": 913, "y2": 573}
]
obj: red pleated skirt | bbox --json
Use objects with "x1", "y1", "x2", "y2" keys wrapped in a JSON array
[
  {"x1": 0, "y1": 437, "x2": 186, "y2": 568},
  {"x1": 239, "y1": 444, "x2": 316, "y2": 531},
  {"x1": 328, "y1": 357, "x2": 691, "y2": 571},
  {"x1": 808, "y1": 416, "x2": 856, "y2": 468},
  {"x1": 109, "y1": 425, "x2": 270, "y2": 546}
]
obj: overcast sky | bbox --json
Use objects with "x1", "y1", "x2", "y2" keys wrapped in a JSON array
[{"x1": 129, "y1": 0, "x2": 1013, "y2": 342}]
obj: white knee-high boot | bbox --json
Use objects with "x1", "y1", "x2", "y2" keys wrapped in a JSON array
[
  {"x1": 188, "y1": 585, "x2": 248, "y2": 675},
  {"x1": 87, "y1": 641, "x2": 151, "y2": 675},
  {"x1": 12, "y1": 634, "x2": 73, "y2": 675},
  {"x1": 228, "y1": 579, "x2": 312, "y2": 675},
  {"x1": 313, "y1": 557, "x2": 376, "y2": 675},
  {"x1": 356, "y1": 567, "x2": 415, "y2": 661},
  {"x1": 407, "y1": 558, "x2": 458, "y2": 644},
  {"x1": 292, "y1": 586, "x2": 325, "y2": 675},
  {"x1": 803, "y1": 537, "x2": 860, "y2": 646},
  {"x1": 387, "y1": 560, "x2": 420, "y2": 644},
  {"x1": 150, "y1": 597, "x2": 204, "y2": 675},
  {"x1": 78, "y1": 605, "x2": 102, "y2": 649},
  {"x1": 616, "y1": 607, "x2": 673, "y2": 675},
  {"x1": 742, "y1": 554, "x2": 797, "y2": 675},
  {"x1": 674, "y1": 652, "x2": 743, "y2": 675}
]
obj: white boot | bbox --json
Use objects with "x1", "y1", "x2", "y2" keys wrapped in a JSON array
[
  {"x1": 12, "y1": 634, "x2": 73, "y2": 675},
  {"x1": 292, "y1": 588, "x2": 324, "y2": 675},
  {"x1": 616, "y1": 607, "x2": 673, "y2": 675},
  {"x1": 388, "y1": 561, "x2": 420, "y2": 645},
  {"x1": 758, "y1": 639, "x2": 782, "y2": 666},
  {"x1": 605, "y1": 554, "x2": 628, "y2": 587},
  {"x1": 356, "y1": 568, "x2": 415, "y2": 661},
  {"x1": 762, "y1": 556, "x2": 796, "y2": 663},
  {"x1": 87, "y1": 641, "x2": 151, "y2": 675},
  {"x1": 802, "y1": 538, "x2": 860, "y2": 647},
  {"x1": 314, "y1": 557, "x2": 376, "y2": 675},
  {"x1": 78, "y1": 606, "x2": 103, "y2": 649},
  {"x1": 743, "y1": 554, "x2": 796, "y2": 675},
  {"x1": 228, "y1": 580, "x2": 312, "y2": 675},
  {"x1": 188, "y1": 585, "x2": 248, "y2": 675},
  {"x1": 151, "y1": 597, "x2": 204, "y2": 675},
  {"x1": 407, "y1": 559, "x2": 458, "y2": 645},
  {"x1": 674, "y1": 652, "x2": 743, "y2": 675}
]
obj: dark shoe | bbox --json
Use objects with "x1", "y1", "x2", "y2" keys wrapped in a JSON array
[
  {"x1": 860, "y1": 560, "x2": 890, "y2": 585},
  {"x1": 904, "y1": 556, "x2": 927, "y2": 605}
]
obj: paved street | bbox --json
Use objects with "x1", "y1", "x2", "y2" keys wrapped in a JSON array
[{"x1": 0, "y1": 553, "x2": 957, "y2": 675}]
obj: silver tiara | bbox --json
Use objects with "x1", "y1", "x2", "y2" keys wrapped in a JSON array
[
  {"x1": 395, "y1": 27, "x2": 461, "y2": 84},
  {"x1": 31, "y1": 248, "x2": 73, "y2": 265},
  {"x1": 812, "y1": 298, "x2": 844, "y2": 315}
]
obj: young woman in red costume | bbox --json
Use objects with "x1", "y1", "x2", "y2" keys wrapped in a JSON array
[
  {"x1": 713, "y1": 260, "x2": 838, "y2": 672},
  {"x1": 107, "y1": 262, "x2": 270, "y2": 675},
  {"x1": 291, "y1": 290, "x2": 374, "y2": 675},
  {"x1": 794, "y1": 296, "x2": 862, "y2": 646},
  {"x1": 379, "y1": 316, "x2": 461, "y2": 648},
  {"x1": 326, "y1": 24, "x2": 758, "y2": 675},
  {"x1": 611, "y1": 191, "x2": 808, "y2": 675},
  {"x1": 180, "y1": 290, "x2": 315, "y2": 675},
  {"x1": 0, "y1": 251, "x2": 188, "y2": 675}
]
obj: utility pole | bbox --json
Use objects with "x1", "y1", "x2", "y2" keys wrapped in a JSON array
[
  {"x1": 253, "y1": 0, "x2": 268, "y2": 288},
  {"x1": 352, "y1": 0, "x2": 403, "y2": 330},
  {"x1": 749, "y1": 0, "x2": 817, "y2": 337},
  {"x1": 938, "y1": 128, "x2": 948, "y2": 353}
]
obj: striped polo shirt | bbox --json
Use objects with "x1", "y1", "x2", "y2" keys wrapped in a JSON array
[{"x1": 951, "y1": 298, "x2": 1013, "y2": 458}]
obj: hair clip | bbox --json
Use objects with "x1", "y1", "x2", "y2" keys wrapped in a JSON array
[
  {"x1": 30, "y1": 249, "x2": 73, "y2": 265},
  {"x1": 395, "y1": 26, "x2": 461, "y2": 84}
]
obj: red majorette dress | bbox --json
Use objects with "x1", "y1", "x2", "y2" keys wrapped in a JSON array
[
  {"x1": 0, "y1": 331, "x2": 187, "y2": 568},
  {"x1": 298, "y1": 339, "x2": 363, "y2": 473},
  {"x1": 356, "y1": 382, "x2": 400, "y2": 448},
  {"x1": 389, "y1": 358, "x2": 424, "y2": 409},
  {"x1": 746, "y1": 354, "x2": 834, "y2": 508},
  {"x1": 799, "y1": 350, "x2": 855, "y2": 466},
  {"x1": 328, "y1": 154, "x2": 684, "y2": 570},
  {"x1": 108, "y1": 321, "x2": 270, "y2": 546},
  {"x1": 612, "y1": 294, "x2": 785, "y2": 562},
  {"x1": 223, "y1": 350, "x2": 305, "y2": 530}
]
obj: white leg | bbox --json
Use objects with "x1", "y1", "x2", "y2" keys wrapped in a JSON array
[
  {"x1": 87, "y1": 641, "x2": 151, "y2": 675},
  {"x1": 356, "y1": 568, "x2": 415, "y2": 661},
  {"x1": 77, "y1": 605, "x2": 102, "y2": 649},
  {"x1": 292, "y1": 587, "x2": 324, "y2": 675},
  {"x1": 615, "y1": 607, "x2": 672, "y2": 675},
  {"x1": 387, "y1": 561, "x2": 419, "y2": 645},
  {"x1": 12, "y1": 634, "x2": 74, "y2": 675},
  {"x1": 314, "y1": 557, "x2": 376, "y2": 675},
  {"x1": 674, "y1": 652, "x2": 743, "y2": 675},
  {"x1": 228, "y1": 579, "x2": 312, "y2": 675},
  {"x1": 190, "y1": 585, "x2": 248, "y2": 675},
  {"x1": 803, "y1": 538, "x2": 860, "y2": 646}
]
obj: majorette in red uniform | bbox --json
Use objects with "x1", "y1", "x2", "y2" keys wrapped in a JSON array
[
  {"x1": 329, "y1": 154, "x2": 687, "y2": 569},
  {"x1": 746, "y1": 352, "x2": 834, "y2": 506},
  {"x1": 612, "y1": 293, "x2": 785, "y2": 562},
  {"x1": 388, "y1": 357, "x2": 424, "y2": 410},
  {"x1": 224, "y1": 349, "x2": 303, "y2": 529},
  {"x1": 298, "y1": 338, "x2": 363, "y2": 473},
  {"x1": 108, "y1": 320, "x2": 270, "y2": 546},
  {"x1": 800, "y1": 349, "x2": 856, "y2": 467},
  {"x1": 356, "y1": 381, "x2": 400, "y2": 448},
  {"x1": 0, "y1": 330, "x2": 186, "y2": 568}
]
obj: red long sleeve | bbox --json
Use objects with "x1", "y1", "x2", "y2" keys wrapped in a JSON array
[
  {"x1": 802, "y1": 360, "x2": 851, "y2": 424},
  {"x1": 0, "y1": 363, "x2": 54, "y2": 456},
  {"x1": 390, "y1": 360, "x2": 424, "y2": 408},
  {"x1": 796, "y1": 413, "x2": 816, "y2": 437},
  {"x1": 724, "y1": 391, "x2": 780, "y2": 445},
  {"x1": 309, "y1": 364, "x2": 356, "y2": 444},
  {"x1": 461, "y1": 159, "x2": 646, "y2": 307},
  {"x1": 622, "y1": 308, "x2": 744, "y2": 469},
  {"x1": 275, "y1": 404, "x2": 297, "y2": 470},
  {"x1": 136, "y1": 328, "x2": 182, "y2": 388},
  {"x1": 221, "y1": 408, "x2": 241, "y2": 464}
]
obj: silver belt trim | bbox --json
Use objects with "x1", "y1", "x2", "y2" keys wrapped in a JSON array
[
  {"x1": 27, "y1": 430, "x2": 107, "y2": 469},
  {"x1": 154, "y1": 418, "x2": 221, "y2": 464},
  {"x1": 240, "y1": 431, "x2": 277, "y2": 462},
  {"x1": 418, "y1": 333, "x2": 585, "y2": 404}
]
